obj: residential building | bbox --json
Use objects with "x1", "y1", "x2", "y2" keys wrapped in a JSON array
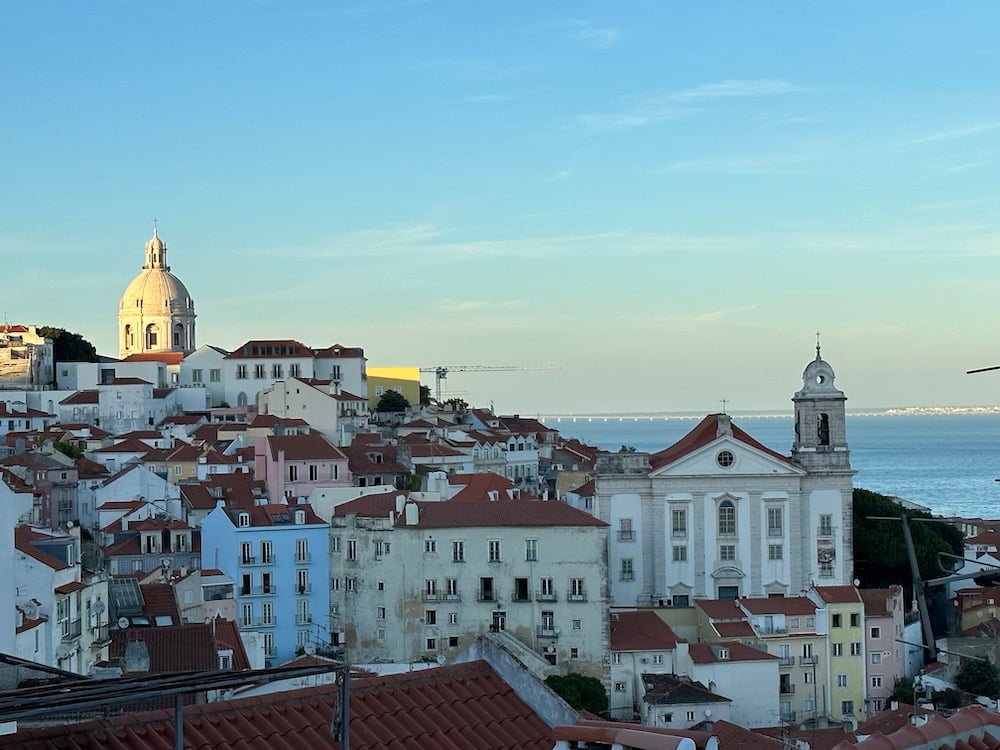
[
  {"x1": 200, "y1": 500, "x2": 330, "y2": 666},
  {"x1": 258, "y1": 376, "x2": 370, "y2": 446},
  {"x1": 118, "y1": 226, "x2": 197, "y2": 360},
  {"x1": 0, "y1": 449, "x2": 78, "y2": 529},
  {"x1": 366, "y1": 365, "x2": 421, "y2": 410},
  {"x1": 253, "y1": 432, "x2": 351, "y2": 502},
  {"x1": 177, "y1": 344, "x2": 229, "y2": 407},
  {"x1": 595, "y1": 345, "x2": 854, "y2": 605},
  {"x1": 328, "y1": 476, "x2": 609, "y2": 674},
  {"x1": 0, "y1": 324, "x2": 54, "y2": 390},
  {"x1": 102, "y1": 516, "x2": 200, "y2": 576},
  {"x1": 810, "y1": 585, "x2": 867, "y2": 722},
  {"x1": 58, "y1": 378, "x2": 183, "y2": 435},
  {"x1": 860, "y1": 586, "x2": 906, "y2": 716},
  {"x1": 608, "y1": 610, "x2": 686, "y2": 720}
]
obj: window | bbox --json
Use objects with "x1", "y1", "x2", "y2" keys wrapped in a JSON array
[
  {"x1": 851, "y1": 642, "x2": 862, "y2": 656},
  {"x1": 806, "y1": 616, "x2": 815, "y2": 628},
  {"x1": 425, "y1": 610, "x2": 437, "y2": 625},
  {"x1": 425, "y1": 539, "x2": 437, "y2": 554},
  {"x1": 192, "y1": 369, "x2": 203, "y2": 383},
  {"x1": 377, "y1": 580, "x2": 385, "y2": 591},
  {"x1": 620, "y1": 558, "x2": 634, "y2": 581},
  {"x1": 377, "y1": 628, "x2": 386, "y2": 641},
  {"x1": 819, "y1": 514, "x2": 833, "y2": 536},
  {"x1": 309, "y1": 464, "x2": 318, "y2": 481},
  {"x1": 540, "y1": 610, "x2": 555, "y2": 632},
  {"x1": 871, "y1": 675, "x2": 883, "y2": 688},
  {"x1": 720, "y1": 544, "x2": 735, "y2": 561},
  {"x1": 425, "y1": 579, "x2": 438, "y2": 599},
  {"x1": 288, "y1": 364, "x2": 300, "y2": 378},
  {"x1": 841, "y1": 700, "x2": 854, "y2": 716},
  {"x1": 614, "y1": 682, "x2": 626, "y2": 692},
  {"x1": 449, "y1": 636, "x2": 459, "y2": 648},
  {"x1": 673, "y1": 594, "x2": 690, "y2": 606},
  {"x1": 672, "y1": 507, "x2": 687, "y2": 538},
  {"x1": 804, "y1": 670, "x2": 813, "y2": 684},
  {"x1": 716, "y1": 449, "x2": 734, "y2": 468},
  {"x1": 570, "y1": 578, "x2": 586, "y2": 601},
  {"x1": 272, "y1": 364, "x2": 283, "y2": 378},
  {"x1": 346, "y1": 540, "x2": 357, "y2": 561},
  {"x1": 833, "y1": 643, "x2": 843, "y2": 656},
  {"x1": 513, "y1": 577, "x2": 530, "y2": 602},
  {"x1": 686, "y1": 710, "x2": 696, "y2": 721},
  {"x1": 288, "y1": 465, "x2": 298, "y2": 481},
  {"x1": 767, "y1": 507, "x2": 783, "y2": 536},
  {"x1": 295, "y1": 538, "x2": 308, "y2": 562},
  {"x1": 718, "y1": 499, "x2": 736, "y2": 535},
  {"x1": 525, "y1": 538, "x2": 537, "y2": 561},
  {"x1": 871, "y1": 626, "x2": 881, "y2": 639},
  {"x1": 241, "y1": 604, "x2": 253, "y2": 627},
  {"x1": 377, "y1": 607, "x2": 386, "y2": 620},
  {"x1": 210, "y1": 368, "x2": 221, "y2": 382},
  {"x1": 331, "y1": 536, "x2": 341, "y2": 553},
  {"x1": 570, "y1": 648, "x2": 579, "y2": 659},
  {"x1": 572, "y1": 619, "x2": 581, "y2": 630},
  {"x1": 236, "y1": 365, "x2": 248, "y2": 379},
  {"x1": 850, "y1": 613, "x2": 860, "y2": 627},
  {"x1": 426, "y1": 638, "x2": 437, "y2": 650},
  {"x1": 652, "y1": 654, "x2": 664, "y2": 665},
  {"x1": 768, "y1": 544, "x2": 783, "y2": 560},
  {"x1": 832, "y1": 613, "x2": 842, "y2": 627},
  {"x1": 618, "y1": 518, "x2": 635, "y2": 541},
  {"x1": 837, "y1": 674, "x2": 848, "y2": 688},
  {"x1": 374, "y1": 540, "x2": 389, "y2": 558},
  {"x1": 479, "y1": 577, "x2": 495, "y2": 601},
  {"x1": 345, "y1": 577, "x2": 356, "y2": 592},
  {"x1": 452, "y1": 540, "x2": 465, "y2": 562},
  {"x1": 539, "y1": 577, "x2": 555, "y2": 599},
  {"x1": 254, "y1": 364, "x2": 266, "y2": 379},
  {"x1": 488, "y1": 539, "x2": 502, "y2": 562},
  {"x1": 672, "y1": 545, "x2": 687, "y2": 562},
  {"x1": 240, "y1": 541, "x2": 253, "y2": 564},
  {"x1": 871, "y1": 652, "x2": 882, "y2": 665},
  {"x1": 791, "y1": 618, "x2": 799, "y2": 628},
  {"x1": 446, "y1": 578, "x2": 459, "y2": 599},
  {"x1": 296, "y1": 569, "x2": 309, "y2": 594},
  {"x1": 262, "y1": 602, "x2": 273, "y2": 625},
  {"x1": 448, "y1": 612, "x2": 458, "y2": 625}
]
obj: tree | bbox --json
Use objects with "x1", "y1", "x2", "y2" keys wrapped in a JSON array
[
  {"x1": 37, "y1": 326, "x2": 99, "y2": 362},
  {"x1": 53, "y1": 441, "x2": 84, "y2": 460},
  {"x1": 890, "y1": 676, "x2": 915, "y2": 705},
  {"x1": 375, "y1": 390, "x2": 410, "y2": 413},
  {"x1": 545, "y1": 673, "x2": 608, "y2": 716},
  {"x1": 852, "y1": 487, "x2": 964, "y2": 595},
  {"x1": 955, "y1": 658, "x2": 1000, "y2": 698},
  {"x1": 419, "y1": 385, "x2": 432, "y2": 407}
]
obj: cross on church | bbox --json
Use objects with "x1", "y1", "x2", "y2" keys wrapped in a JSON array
[
  {"x1": 720, "y1": 398, "x2": 729, "y2": 414},
  {"x1": 816, "y1": 330, "x2": 822, "y2": 357}
]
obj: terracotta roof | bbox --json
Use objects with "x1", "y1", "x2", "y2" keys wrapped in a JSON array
[
  {"x1": 832, "y1": 704, "x2": 1000, "y2": 749},
  {"x1": 140, "y1": 583, "x2": 181, "y2": 622},
  {"x1": 554, "y1": 720, "x2": 717, "y2": 749},
  {"x1": 210, "y1": 617, "x2": 252, "y2": 671},
  {"x1": 59, "y1": 390, "x2": 99, "y2": 405},
  {"x1": 225, "y1": 339, "x2": 314, "y2": 359},
  {"x1": 0, "y1": 660, "x2": 555, "y2": 749},
  {"x1": 74, "y1": 456, "x2": 110, "y2": 479},
  {"x1": 740, "y1": 596, "x2": 816, "y2": 616},
  {"x1": 650, "y1": 413, "x2": 792, "y2": 471},
  {"x1": 54, "y1": 581, "x2": 86, "y2": 595},
  {"x1": 345, "y1": 441, "x2": 408, "y2": 476},
  {"x1": 109, "y1": 623, "x2": 220, "y2": 673},
  {"x1": 641, "y1": 673, "x2": 731, "y2": 706},
  {"x1": 108, "y1": 377, "x2": 153, "y2": 385},
  {"x1": 814, "y1": 585, "x2": 863, "y2": 604},
  {"x1": 610, "y1": 610, "x2": 685, "y2": 651},
  {"x1": 754, "y1": 725, "x2": 853, "y2": 750},
  {"x1": 856, "y1": 703, "x2": 936, "y2": 738},
  {"x1": 688, "y1": 642, "x2": 776, "y2": 664},
  {"x1": 696, "y1": 599, "x2": 746, "y2": 620},
  {"x1": 226, "y1": 503, "x2": 326, "y2": 528},
  {"x1": 266, "y1": 433, "x2": 346, "y2": 461},
  {"x1": 120, "y1": 352, "x2": 185, "y2": 365},
  {"x1": 407, "y1": 443, "x2": 467, "y2": 458},
  {"x1": 92, "y1": 437, "x2": 157, "y2": 454},
  {"x1": 313, "y1": 343, "x2": 364, "y2": 358},
  {"x1": 570, "y1": 479, "x2": 595, "y2": 496},
  {"x1": 713, "y1": 621, "x2": 757, "y2": 638},
  {"x1": 14, "y1": 525, "x2": 71, "y2": 571},
  {"x1": 860, "y1": 586, "x2": 903, "y2": 617}
]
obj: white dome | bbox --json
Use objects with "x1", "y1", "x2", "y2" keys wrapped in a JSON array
[{"x1": 119, "y1": 268, "x2": 194, "y2": 314}]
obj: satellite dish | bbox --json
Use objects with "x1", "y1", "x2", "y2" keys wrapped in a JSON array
[
  {"x1": 93, "y1": 600, "x2": 106, "y2": 615},
  {"x1": 118, "y1": 617, "x2": 130, "y2": 629},
  {"x1": 545, "y1": 645, "x2": 556, "y2": 653},
  {"x1": 436, "y1": 654, "x2": 446, "y2": 665},
  {"x1": 55, "y1": 644, "x2": 72, "y2": 660},
  {"x1": 66, "y1": 520, "x2": 75, "y2": 529},
  {"x1": 704, "y1": 709, "x2": 712, "y2": 718}
]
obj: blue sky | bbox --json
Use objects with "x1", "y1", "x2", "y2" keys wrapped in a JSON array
[{"x1": 3, "y1": 2, "x2": 1000, "y2": 414}]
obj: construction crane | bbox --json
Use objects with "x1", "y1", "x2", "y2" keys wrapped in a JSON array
[{"x1": 419, "y1": 365, "x2": 559, "y2": 402}]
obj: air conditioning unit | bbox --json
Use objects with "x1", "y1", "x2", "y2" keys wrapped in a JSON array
[{"x1": 640, "y1": 657, "x2": 649, "y2": 663}]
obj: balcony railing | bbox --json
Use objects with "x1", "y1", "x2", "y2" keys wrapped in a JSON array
[
  {"x1": 295, "y1": 553, "x2": 312, "y2": 563},
  {"x1": 61, "y1": 618, "x2": 82, "y2": 642},
  {"x1": 780, "y1": 711, "x2": 796, "y2": 723},
  {"x1": 424, "y1": 592, "x2": 440, "y2": 602},
  {"x1": 780, "y1": 684, "x2": 796, "y2": 695},
  {"x1": 512, "y1": 593, "x2": 532, "y2": 603},
  {"x1": 477, "y1": 591, "x2": 496, "y2": 602},
  {"x1": 620, "y1": 572, "x2": 635, "y2": 582},
  {"x1": 617, "y1": 530, "x2": 635, "y2": 542},
  {"x1": 295, "y1": 613, "x2": 312, "y2": 625},
  {"x1": 90, "y1": 625, "x2": 110, "y2": 646},
  {"x1": 295, "y1": 584, "x2": 312, "y2": 595},
  {"x1": 567, "y1": 593, "x2": 587, "y2": 602},
  {"x1": 254, "y1": 618, "x2": 277, "y2": 627},
  {"x1": 536, "y1": 625, "x2": 559, "y2": 639},
  {"x1": 536, "y1": 591, "x2": 557, "y2": 602},
  {"x1": 444, "y1": 593, "x2": 462, "y2": 602},
  {"x1": 799, "y1": 656, "x2": 818, "y2": 666},
  {"x1": 778, "y1": 656, "x2": 796, "y2": 667}
]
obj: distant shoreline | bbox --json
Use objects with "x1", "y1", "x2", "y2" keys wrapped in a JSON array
[{"x1": 539, "y1": 405, "x2": 1000, "y2": 422}]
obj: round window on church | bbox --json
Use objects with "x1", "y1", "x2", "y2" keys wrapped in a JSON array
[{"x1": 716, "y1": 450, "x2": 734, "y2": 468}]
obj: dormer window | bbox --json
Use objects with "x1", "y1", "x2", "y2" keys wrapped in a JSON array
[
  {"x1": 294, "y1": 509, "x2": 306, "y2": 525},
  {"x1": 238, "y1": 512, "x2": 251, "y2": 528}
]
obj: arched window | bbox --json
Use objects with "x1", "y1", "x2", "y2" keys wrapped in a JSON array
[
  {"x1": 124, "y1": 324, "x2": 133, "y2": 350},
  {"x1": 237, "y1": 391, "x2": 248, "y2": 407},
  {"x1": 145, "y1": 324, "x2": 158, "y2": 348},
  {"x1": 718, "y1": 499, "x2": 736, "y2": 536},
  {"x1": 818, "y1": 413, "x2": 830, "y2": 446},
  {"x1": 173, "y1": 324, "x2": 184, "y2": 347}
]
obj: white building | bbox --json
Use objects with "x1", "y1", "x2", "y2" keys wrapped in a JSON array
[
  {"x1": 258, "y1": 376, "x2": 370, "y2": 446},
  {"x1": 329, "y1": 475, "x2": 609, "y2": 676},
  {"x1": 0, "y1": 325, "x2": 54, "y2": 390},
  {"x1": 595, "y1": 346, "x2": 854, "y2": 604}
]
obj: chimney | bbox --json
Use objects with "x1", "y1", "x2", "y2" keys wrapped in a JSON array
[
  {"x1": 716, "y1": 413, "x2": 732, "y2": 437},
  {"x1": 404, "y1": 502, "x2": 419, "y2": 526}
]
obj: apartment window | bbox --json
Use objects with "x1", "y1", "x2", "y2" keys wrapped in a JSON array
[
  {"x1": 288, "y1": 465, "x2": 298, "y2": 481},
  {"x1": 718, "y1": 499, "x2": 736, "y2": 536},
  {"x1": 720, "y1": 545, "x2": 735, "y2": 561},
  {"x1": 331, "y1": 577, "x2": 341, "y2": 591},
  {"x1": 841, "y1": 701, "x2": 854, "y2": 716},
  {"x1": 488, "y1": 539, "x2": 502, "y2": 562},
  {"x1": 851, "y1": 642, "x2": 862, "y2": 656},
  {"x1": 377, "y1": 607, "x2": 386, "y2": 620},
  {"x1": 570, "y1": 578, "x2": 585, "y2": 600},
  {"x1": 767, "y1": 507, "x2": 783, "y2": 536},
  {"x1": 804, "y1": 670, "x2": 813, "y2": 684},
  {"x1": 871, "y1": 675, "x2": 883, "y2": 688},
  {"x1": 452, "y1": 540, "x2": 465, "y2": 562},
  {"x1": 210, "y1": 368, "x2": 221, "y2": 382},
  {"x1": 192, "y1": 369, "x2": 203, "y2": 383},
  {"x1": 832, "y1": 613, "x2": 842, "y2": 628},
  {"x1": 540, "y1": 610, "x2": 555, "y2": 631},
  {"x1": 674, "y1": 594, "x2": 690, "y2": 606},
  {"x1": 262, "y1": 602, "x2": 273, "y2": 625},
  {"x1": 331, "y1": 536, "x2": 341, "y2": 553},
  {"x1": 347, "y1": 540, "x2": 357, "y2": 561},
  {"x1": 572, "y1": 619, "x2": 581, "y2": 630},
  {"x1": 377, "y1": 581, "x2": 385, "y2": 591},
  {"x1": 425, "y1": 539, "x2": 437, "y2": 554},
  {"x1": 871, "y1": 652, "x2": 882, "y2": 665},
  {"x1": 377, "y1": 628, "x2": 386, "y2": 641},
  {"x1": 295, "y1": 538, "x2": 309, "y2": 562},
  {"x1": 448, "y1": 612, "x2": 458, "y2": 625},
  {"x1": 614, "y1": 682, "x2": 626, "y2": 692},
  {"x1": 672, "y1": 507, "x2": 687, "y2": 538},
  {"x1": 539, "y1": 577, "x2": 555, "y2": 598},
  {"x1": 272, "y1": 364, "x2": 283, "y2": 378},
  {"x1": 309, "y1": 464, "x2": 318, "y2": 481},
  {"x1": 241, "y1": 604, "x2": 253, "y2": 627},
  {"x1": 449, "y1": 636, "x2": 459, "y2": 648},
  {"x1": 819, "y1": 514, "x2": 834, "y2": 536},
  {"x1": 837, "y1": 674, "x2": 848, "y2": 688},
  {"x1": 446, "y1": 578, "x2": 459, "y2": 599},
  {"x1": 618, "y1": 517, "x2": 635, "y2": 541},
  {"x1": 768, "y1": 544, "x2": 783, "y2": 561},
  {"x1": 425, "y1": 610, "x2": 437, "y2": 626},
  {"x1": 236, "y1": 364, "x2": 248, "y2": 379},
  {"x1": 652, "y1": 654, "x2": 664, "y2": 665},
  {"x1": 833, "y1": 643, "x2": 843, "y2": 657},
  {"x1": 374, "y1": 540, "x2": 390, "y2": 558},
  {"x1": 570, "y1": 648, "x2": 579, "y2": 659},
  {"x1": 672, "y1": 545, "x2": 687, "y2": 562},
  {"x1": 260, "y1": 540, "x2": 273, "y2": 564},
  {"x1": 296, "y1": 569, "x2": 309, "y2": 594},
  {"x1": 426, "y1": 638, "x2": 437, "y2": 650},
  {"x1": 612, "y1": 653, "x2": 622, "y2": 665},
  {"x1": 513, "y1": 577, "x2": 530, "y2": 602},
  {"x1": 525, "y1": 538, "x2": 538, "y2": 561},
  {"x1": 254, "y1": 364, "x2": 266, "y2": 379},
  {"x1": 850, "y1": 613, "x2": 860, "y2": 627},
  {"x1": 620, "y1": 558, "x2": 634, "y2": 582},
  {"x1": 240, "y1": 541, "x2": 253, "y2": 564},
  {"x1": 425, "y1": 579, "x2": 438, "y2": 598},
  {"x1": 806, "y1": 616, "x2": 815, "y2": 628},
  {"x1": 345, "y1": 577, "x2": 357, "y2": 592},
  {"x1": 791, "y1": 618, "x2": 799, "y2": 628},
  {"x1": 289, "y1": 363, "x2": 300, "y2": 377},
  {"x1": 871, "y1": 626, "x2": 881, "y2": 639}
]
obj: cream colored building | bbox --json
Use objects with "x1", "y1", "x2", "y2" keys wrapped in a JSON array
[
  {"x1": 0, "y1": 325, "x2": 54, "y2": 389},
  {"x1": 328, "y1": 476, "x2": 609, "y2": 677},
  {"x1": 118, "y1": 226, "x2": 196, "y2": 360}
]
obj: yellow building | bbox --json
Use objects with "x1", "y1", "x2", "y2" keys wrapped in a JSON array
[
  {"x1": 366, "y1": 366, "x2": 421, "y2": 410},
  {"x1": 813, "y1": 585, "x2": 867, "y2": 722}
]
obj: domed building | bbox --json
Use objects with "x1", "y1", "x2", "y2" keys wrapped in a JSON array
[{"x1": 118, "y1": 226, "x2": 196, "y2": 359}]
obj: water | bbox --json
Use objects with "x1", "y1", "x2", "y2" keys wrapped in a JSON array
[{"x1": 546, "y1": 413, "x2": 1000, "y2": 519}]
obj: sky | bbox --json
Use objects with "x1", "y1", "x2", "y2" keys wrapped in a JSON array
[{"x1": 3, "y1": 2, "x2": 1000, "y2": 415}]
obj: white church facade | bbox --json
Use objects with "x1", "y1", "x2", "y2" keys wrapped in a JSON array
[{"x1": 594, "y1": 346, "x2": 855, "y2": 606}]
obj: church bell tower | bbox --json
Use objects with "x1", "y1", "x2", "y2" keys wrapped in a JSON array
[{"x1": 791, "y1": 339, "x2": 850, "y2": 471}]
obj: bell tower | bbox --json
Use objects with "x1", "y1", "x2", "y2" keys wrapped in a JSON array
[{"x1": 791, "y1": 337, "x2": 850, "y2": 471}]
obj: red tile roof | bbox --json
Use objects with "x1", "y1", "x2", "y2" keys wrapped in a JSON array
[
  {"x1": 266, "y1": 433, "x2": 346, "y2": 461},
  {"x1": 650, "y1": 414, "x2": 792, "y2": 471},
  {"x1": 740, "y1": 596, "x2": 816, "y2": 616},
  {"x1": 610, "y1": 610, "x2": 685, "y2": 651},
  {"x1": 696, "y1": 599, "x2": 746, "y2": 620},
  {"x1": 814, "y1": 585, "x2": 863, "y2": 604},
  {"x1": 14, "y1": 526, "x2": 71, "y2": 571},
  {"x1": 570, "y1": 479, "x2": 595, "y2": 496},
  {"x1": 860, "y1": 586, "x2": 903, "y2": 617},
  {"x1": 855, "y1": 703, "x2": 936, "y2": 738},
  {"x1": 120, "y1": 352, "x2": 185, "y2": 365},
  {"x1": 688, "y1": 642, "x2": 776, "y2": 664},
  {"x1": 313, "y1": 343, "x2": 364, "y2": 358},
  {"x1": 713, "y1": 621, "x2": 757, "y2": 638},
  {"x1": 832, "y1": 704, "x2": 1000, "y2": 749},
  {"x1": 109, "y1": 623, "x2": 220, "y2": 673},
  {"x1": 59, "y1": 390, "x2": 99, "y2": 405},
  {"x1": 0, "y1": 660, "x2": 555, "y2": 749},
  {"x1": 92, "y1": 437, "x2": 157, "y2": 454},
  {"x1": 225, "y1": 339, "x2": 314, "y2": 359},
  {"x1": 555, "y1": 719, "x2": 718, "y2": 748},
  {"x1": 226, "y1": 503, "x2": 326, "y2": 527}
]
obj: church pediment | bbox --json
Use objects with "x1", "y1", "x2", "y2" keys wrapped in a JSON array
[{"x1": 649, "y1": 437, "x2": 804, "y2": 478}]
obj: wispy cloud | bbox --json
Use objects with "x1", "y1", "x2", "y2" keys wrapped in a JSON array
[
  {"x1": 574, "y1": 79, "x2": 801, "y2": 134},
  {"x1": 570, "y1": 21, "x2": 622, "y2": 49},
  {"x1": 909, "y1": 121, "x2": 1000, "y2": 145},
  {"x1": 436, "y1": 298, "x2": 521, "y2": 314},
  {"x1": 548, "y1": 152, "x2": 579, "y2": 182},
  {"x1": 663, "y1": 151, "x2": 819, "y2": 175}
]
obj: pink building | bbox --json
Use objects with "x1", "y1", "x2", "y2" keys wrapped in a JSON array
[
  {"x1": 253, "y1": 433, "x2": 350, "y2": 502},
  {"x1": 860, "y1": 585, "x2": 905, "y2": 716}
]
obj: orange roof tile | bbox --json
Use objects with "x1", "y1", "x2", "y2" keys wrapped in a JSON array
[
  {"x1": 610, "y1": 610, "x2": 685, "y2": 651},
  {"x1": 650, "y1": 414, "x2": 791, "y2": 470}
]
